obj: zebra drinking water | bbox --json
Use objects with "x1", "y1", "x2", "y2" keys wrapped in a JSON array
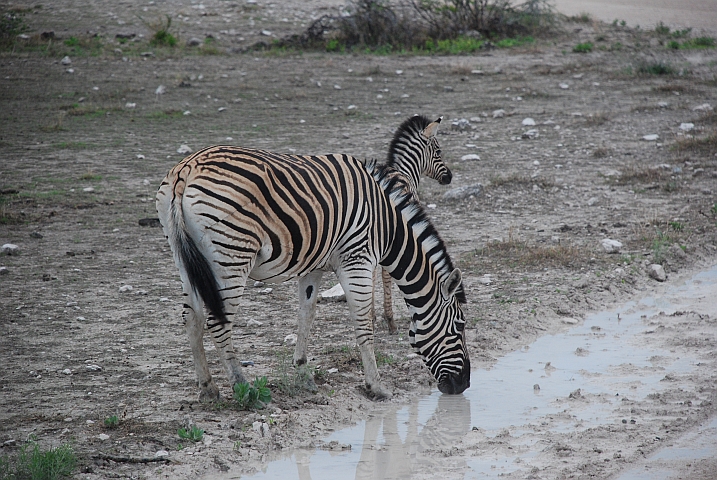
[{"x1": 156, "y1": 145, "x2": 469, "y2": 401}]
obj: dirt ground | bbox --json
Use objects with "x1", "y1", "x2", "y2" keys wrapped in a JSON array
[{"x1": 1, "y1": 1, "x2": 716, "y2": 478}]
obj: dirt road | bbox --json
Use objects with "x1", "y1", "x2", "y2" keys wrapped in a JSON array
[{"x1": 0, "y1": 1, "x2": 716, "y2": 478}]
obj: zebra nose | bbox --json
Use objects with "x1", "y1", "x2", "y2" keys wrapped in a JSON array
[
  {"x1": 439, "y1": 171, "x2": 453, "y2": 185},
  {"x1": 438, "y1": 361, "x2": 471, "y2": 394}
]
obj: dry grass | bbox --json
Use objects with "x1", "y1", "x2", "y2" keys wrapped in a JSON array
[
  {"x1": 592, "y1": 147, "x2": 610, "y2": 158},
  {"x1": 584, "y1": 112, "x2": 609, "y2": 126},
  {"x1": 606, "y1": 164, "x2": 667, "y2": 185},
  {"x1": 671, "y1": 133, "x2": 717, "y2": 155}
]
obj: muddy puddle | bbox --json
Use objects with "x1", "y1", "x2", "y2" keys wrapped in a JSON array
[{"x1": 223, "y1": 264, "x2": 717, "y2": 480}]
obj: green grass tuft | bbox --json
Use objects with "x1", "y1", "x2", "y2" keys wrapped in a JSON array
[
  {"x1": 177, "y1": 425, "x2": 204, "y2": 442},
  {"x1": 573, "y1": 41, "x2": 593, "y2": 53},
  {"x1": 233, "y1": 376, "x2": 272, "y2": 410},
  {"x1": 0, "y1": 439, "x2": 76, "y2": 480}
]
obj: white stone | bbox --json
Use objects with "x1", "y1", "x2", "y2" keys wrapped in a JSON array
[
  {"x1": 259, "y1": 287, "x2": 273, "y2": 294},
  {"x1": 478, "y1": 275, "x2": 492, "y2": 285},
  {"x1": 253, "y1": 281, "x2": 265, "y2": 287},
  {"x1": 61, "y1": 56, "x2": 72, "y2": 65},
  {"x1": 247, "y1": 319, "x2": 263, "y2": 327},
  {"x1": 82, "y1": 187, "x2": 94, "y2": 192},
  {"x1": 522, "y1": 129, "x2": 539, "y2": 139},
  {"x1": 124, "y1": 102, "x2": 136, "y2": 109},
  {"x1": 333, "y1": 84, "x2": 341, "y2": 90},
  {"x1": 601, "y1": 239, "x2": 622, "y2": 253},
  {"x1": 587, "y1": 197, "x2": 599, "y2": 206},
  {"x1": 562, "y1": 318, "x2": 579, "y2": 325},
  {"x1": 320, "y1": 283, "x2": 346, "y2": 303},
  {"x1": 86, "y1": 364, "x2": 102, "y2": 371},
  {"x1": 0, "y1": 266, "x2": 8, "y2": 275},
  {"x1": 461, "y1": 154, "x2": 481, "y2": 161},
  {"x1": 426, "y1": 203, "x2": 436, "y2": 209},
  {"x1": 327, "y1": 368, "x2": 339, "y2": 374},
  {"x1": 261, "y1": 30, "x2": 272, "y2": 36},
  {"x1": 522, "y1": 117, "x2": 536, "y2": 126},
  {"x1": 136, "y1": 154, "x2": 145, "y2": 159},
  {"x1": 98, "y1": 434, "x2": 110, "y2": 441},
  {"x1": 642, "y1": 134, "x2": 659, "y2": 141},
  {"x1": 471, "y1": 70, "x2": 483, "y2": 75},
  {"x1": 395, "y1": 70, "x2": 403, "y2": 75},
  {"x1": 284, "y1": 333, "x2": 297, "y2": 346},
  {"x1": 648, "y1": 264, "x2": 666, "y2": 282},
  {"x1": 442, "y1": 184, "x2": 484, "y2": 201},
  {"x1": 119, "y1": 285, "x2": 133, "y2": 293},
  {"x1": 679, "y1": 123, "x2": 694, "y2": 131},
  {"x1": 658, "y1": 101, "x2": 669, "y2": 108},
  {"x1": 159, "y1": 297, "x2": 170, "y2": 302},
  {"x1": 1, "y1": 244, "x2": 19, "y2": 255},
  {"x1": 62, "y1": 368, "x2": 72, "y2": 375},
  {"x1": 692, "y1": 103, "x2": 713, "y2": 111},
  {"x1": 155, "y1": 85, "x2": 166, "y2": 95},
  {"x1": 155, "y1": 450, "x2": 169, "y2": 458},
  {"x1": 492, "y1": 109, "x2": 505, "y2": 118},
  {"x1": 177, "y1": 144, "x2": 192, "y2": 154},
  {"x1": 559, "y1": 83, "x2": 569, "y2": 89}
]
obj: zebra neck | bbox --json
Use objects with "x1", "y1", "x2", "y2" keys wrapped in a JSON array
[{"x1": 389, "y1": 158, "x2": 420, "y2": 194}]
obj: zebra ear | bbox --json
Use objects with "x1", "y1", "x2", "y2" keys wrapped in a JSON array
[
  {"x1": 441, "y1": 268, "x2": 462, "y2": 300},
  {"x1": 422, "y1": 117, "x2": 442, "y2": 138}
]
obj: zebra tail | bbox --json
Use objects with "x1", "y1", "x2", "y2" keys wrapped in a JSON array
[{"x1": 169, "y1": 193, "x2": 228, "y2": 324}]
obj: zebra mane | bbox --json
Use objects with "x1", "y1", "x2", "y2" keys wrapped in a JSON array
[
  {"x1": 364, "y1": 158, "x2": 467, "y2": 304},
  {"x1": 386, "y1": 115, "x2": 432, "y2": 166}
]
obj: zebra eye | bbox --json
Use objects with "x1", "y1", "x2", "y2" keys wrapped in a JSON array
[
  {"x1": 455, "y1": 321, "x2": 465, "y2": 332},
  {"x1": 435, "y1": 149, "x2": 442, "y2": 157}
]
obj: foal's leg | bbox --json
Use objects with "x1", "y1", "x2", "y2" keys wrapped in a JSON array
[
  {"x1": 381, "y1": 268, "x2": 397, "y2": 334},
  {"x1": 294, "y1": 271, "x2": 323, "y2": 366},
  {"x1": 183, "y1": 294, "x2": 220, "y2": 402}
]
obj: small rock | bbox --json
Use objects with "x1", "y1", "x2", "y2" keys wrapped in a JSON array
[
  {"x1": 119, "y1": 285, "x2": 133, "y2": 293},
  {"x1": 61, "y1": 56, "x2": 72, "y2": 65},
  {"x1": 3, "y1": 439, "x2": 15, "y2": 447},
  {"x1": 86, "y1": 364, "x2": 102, "y2": 371},
  {"x1": 426, "y1": 203, "x2": 436, "y2": 209},
  {"x1": 177, "y1": 145, "x2": 192, "y2": 154},
  {"x1": 587, "y1": 197, "x2": 599, "y2": 206},
  {"x1": 478, "y1": 275, "x2": 492, "y2": 285},
  {"x1": 658, "y1": 101, "x2": 669, "y2": 108},
  {"x1": 647, "y1": 264, "x2": 666, "y2": 282},
  {"x1": 460, "y1": 154, "x2": 481, "y2": 161},
  {"x1": 559, "y1": 83, "x2": 569, "y2": 89},
  {"x1": 319, "y1": 283, "x2": 346, "y2": 303},
  {"x1": 261, "y1": 30, "x2": 272, "y2": 36},
  {"x1": 159, "y1": 297, "x2": 170, "y2": 302},
  {"x1": 442, "y1": 184, "x2": 484, "y2": 201},
  {"x1": 247, "y1": 319, "x2": 263, "y2": 327},
  {"x1": 327, "y1": 368, "x2": 339, "y2": 374},
  {"x1": 533, "y1": 384, "x2": 540, "y2": 391},
  {"x1": 562, "y1": 318, "x2": 579, "y2": 325},
  {"x1": 601, "y1": 239, "x2": 622, "y2": 254},
  {"x1": 241, "y1": 360, "x2": 254, "y2": 367},
  {"x1": 522, "y1": 129, "x2": 539, "y2": 139},
  {"x1": 522, "y1": 117, "x2": 536, "y2": 126},
  {"x1": 333, "y1": 84, "x2": 341, "y2": 90},
  {"x1": 443, "y1": 86, "x2": 454, "y2": 92},
  {"x1": 155, "y1": 85, "x2": 166, "y2": 96},
  {"x1": 670, "y1": 243, "x2": 687, "y2": 260},
  {"x1": 1, "y1": 244, "x2": 19, "y2": 255},
  {"x1": 679, "y1": 123, "x2": 694, "y2": 131},
  {"x1": 0, "y1": 267, "x2": 8, "y2": 275},
  {"x1": 138, "y1": 217, "x2": 161, "y2": 227},
  {"x1": 155, "y1": 450, "x2": 169, "y2": 458},
  {"x1": 642, "y1": 134, "x2": 659, "y2": 141},
  {"x1": 98, "y1": 434, "x2": 110, "y2": 441},
  {"x1": 253, "y1": 281, "x2": 265, "y2": 287},
  {"x1": 82, "y1": 187, "x2": 94, "y2": 192},
  {"x1": 692, "y1": 103, "x2": 713, "y2": 112},
  {"x1": 451, "y1": 118, "x2": 470, "y2": 130},
  {"x1": 492, "y1": 109, "x2": 505, "y2": 118},
  {"x1": 284, "y1": 333, "x2": 297, "y2": 346},
  {"x1": 259, "y1": 288, "x2": 273, "y2": 294},
  {"x1": 186, "y1": 37, "x2": 202, "y2": 47},
  {"x1": 125, "y1": 102, "x2": 136, "y2": 109},
  {"x1": 395, "y1": 70, "x2": 403, "y2": 75},
  {"x1": 471, "y1": 70, "x2": 483, "y2": 75},
  {"x1": 62, "y1": 368, "x2": 72, "y2": 375}
]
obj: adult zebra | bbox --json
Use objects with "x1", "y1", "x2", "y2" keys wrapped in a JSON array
[
  {"x1": 372, "y1": 115, "x2": 452, "y2": 334},
  {"x1": 156, "y1": 146, "x2": 470, "y2": 401}
]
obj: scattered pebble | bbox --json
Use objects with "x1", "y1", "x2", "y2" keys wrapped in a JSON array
[
  {"x1": 2, "y1": 244, "x2": 19, "y2": 255},
  {"x1": 261, "y1": 30, "x2": 272, "y2": 37},
  {"x1": 461, "y1": 154, "x2": 481, "y2": 161},
  {"x1": 159, "y1": 297, "x2": 170, "y2": 302},
  {"x1": 155, "y1": 450, "x2": 169, "y2": 458},
  {"x1": 177, "y1": 145, "x2": 192, "y2": 154},
  {"x1": 522, "y1": 129, "x2": 539, "y2": 139},
  {"x1": 119, "y1": 285, "x2": 133, "y2": 293},
  {"x1": 259, "y1": 288, "x2": 273, "y2": 294},
  {"x1": 492, "y1": 109, "x2": 505, "y2": 118},
  {"x1": 692, "y1": 103, "x2": 713, "y2": 112},
  {"x1": 30, "y1": 232, "x2": 42, "y2": 238},
  {"x1": 642, "y1": 134, "x2": 659, "y2": 141},
  {"x1": 0, "y1": 267, "x2": 8, "y2": 275},
  {"x1": 319, "y1": 283, "x2": 346, "y2": 303},
  {"x1": 395, "y1": 70, "x2": 403, "y2": 75},
  {"x1": 533, "y1": 384, "x2": 541, "y2": 391},
  {"x1": 522, "y1": 117, "x2": 536, "y2": 126},
  {"x1": 86, "y1": 364, "x2": 102, "y2": 371},
  {"x1": 253, "y1": 281, "x2": 265, "y2": 287},
  {"x1": 82, "y1": 187, "x2": 94, "y2": 192},
  {"x1": 327, "y1": 368, "x2": 339, "y2": 374},
  {"x1": 478, "y1": 275, "x2": 492, "y2": 285},
  {"x1": 125, "y1": 102, "x2": 136, "y2": 108},
  {"x1": 98, "y1": 434, "x2": 110, "y2": 441},
  {"x1": 559, "y1": 83, "x2": 569, "y2": 89},
  {"x1": 679, "y1": 123, "x2": 694, "y2": 131},
  {"x1": 247, "y1": 319, "x2": 263, "y2": 327},
  {"x1": 284, "y1": 333, "x2": 297, "y2": 346},
  {"x1": 426, "y1": 203, "x2": 436, "y2": 209},
  {"x1": 601, "y1": 239, "x2": 622, "y2": 254},
  {"x1": 155, "y1": 85, "x2": 166, "y2": 96},
  {"x1": 186, "y1": 37, "x2": 202, "y2": 47},
  {"x1": 62, "y1": 368, "x2": 72, "y2": 375},
  {"x1": 648, "y1": 264, "x2": 666, "y2": 282},
  {"x1": 61, "y1": 56, "x2": 71, "y2": 65},
  {"x1": 333, "y1": 84, "x2": 341, "y2": 90},
  {"x1": 562, "y1": 318, "x2": 579, "y2": 325}
]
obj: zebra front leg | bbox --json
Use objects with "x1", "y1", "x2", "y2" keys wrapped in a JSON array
[
  {"x1": 339, "y1": 267, "x2": 392, "y2": 400},
  {"x1": 183, "y1": 302, "x2": 220, "y2": 402},
  {"x1": 294, "y1": 271, "x2": 323, "y2": 366},
  {"x1": 381, "y1": 268, "x2": 397, "y2": 335}
]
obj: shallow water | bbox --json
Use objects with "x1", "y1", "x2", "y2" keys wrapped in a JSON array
[{"x1": 238, "y1": 264, "x2": 717, "y2": 480}]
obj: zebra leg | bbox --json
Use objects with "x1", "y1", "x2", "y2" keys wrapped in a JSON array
[
  {"x1": 369, "y1": 267, "x2": 379, "y2": 327},
  {"x1": 294, "y1": 271, "x2": 323, "y2": 366},
  {"x1": 338, "y1": 266, "x2": 392, "y2": 400},
  {"x1": 381, "y1": 268, "x2": 397, "y2": 335},
  {"x1": 206, "y1": 308, "x2": 247, "y2": 390},
  {"x1": 182, "y1": 297, "x2": 220, "y2": 402}
]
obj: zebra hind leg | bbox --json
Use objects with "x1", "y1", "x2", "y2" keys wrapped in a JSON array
[
  {"x1": 381, "y1": 268, "x2": 397, "y2": 335},
  {"x1": 183, "y1": 298, "x2": 221, "y2": 402},
  {"x1": 206, "y1": 310, "x2": 247, "y2": 391},
  {"x1": 294, "y1": 271, "x2": 323, "y2": 367}
]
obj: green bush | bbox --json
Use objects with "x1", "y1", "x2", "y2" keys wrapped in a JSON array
[
  {"x1": 177, "y1": 425, "x2": 204, "y2": 442},
  {"x1": 103, "y1": 415, "x2": 119, "y2": 428},
  {"x1": 0, "y1": 10, "x2": 29, "y2": 42},
  {"x1": 655, "y1": 21, "x2": 670, "y2": 35},
  {"x1": 572, "y1": 41, "x2": 593, "y2": 53},
  {"x1": 637, "y1": 61, "x2": 674, "y2": 75},
  {"x1": 233, "y1": 376, "x2": 272, "y2": 410},
  {"x1": 0, "y1": 439, "x2": 76, "y2": 480}
]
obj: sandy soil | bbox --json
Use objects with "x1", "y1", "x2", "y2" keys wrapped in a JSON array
[{"x1": 0, "y1": 1, "x2": 716, "y2": 478}]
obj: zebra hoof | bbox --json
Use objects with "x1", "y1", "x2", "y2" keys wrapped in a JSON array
[
  {"x1": 198, "y1": 381, "x2": 221, "y2": 403},
  {"x1": 363, "y1": 384, "x2": 392, "y2": 401}
]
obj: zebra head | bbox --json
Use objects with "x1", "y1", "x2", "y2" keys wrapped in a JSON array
[
  {"x1": 409, "y1": 268, "x2": 471, "y2": 395},
  {"x1": 387, "y1": 115, "x2": 452, "y2": 191}
]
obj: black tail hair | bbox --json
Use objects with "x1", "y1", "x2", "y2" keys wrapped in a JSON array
[{"x1": 172, "y1": 200, "x2": 228, "y2": 323}]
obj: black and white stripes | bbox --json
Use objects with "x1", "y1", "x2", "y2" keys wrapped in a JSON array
[{"x1": 156, "y1": 135, "x2": 469, "y2": 401}]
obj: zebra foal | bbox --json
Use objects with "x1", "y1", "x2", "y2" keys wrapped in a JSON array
[{"x1": 156, "y1": 144, "x2": 470, "y2": 401}]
